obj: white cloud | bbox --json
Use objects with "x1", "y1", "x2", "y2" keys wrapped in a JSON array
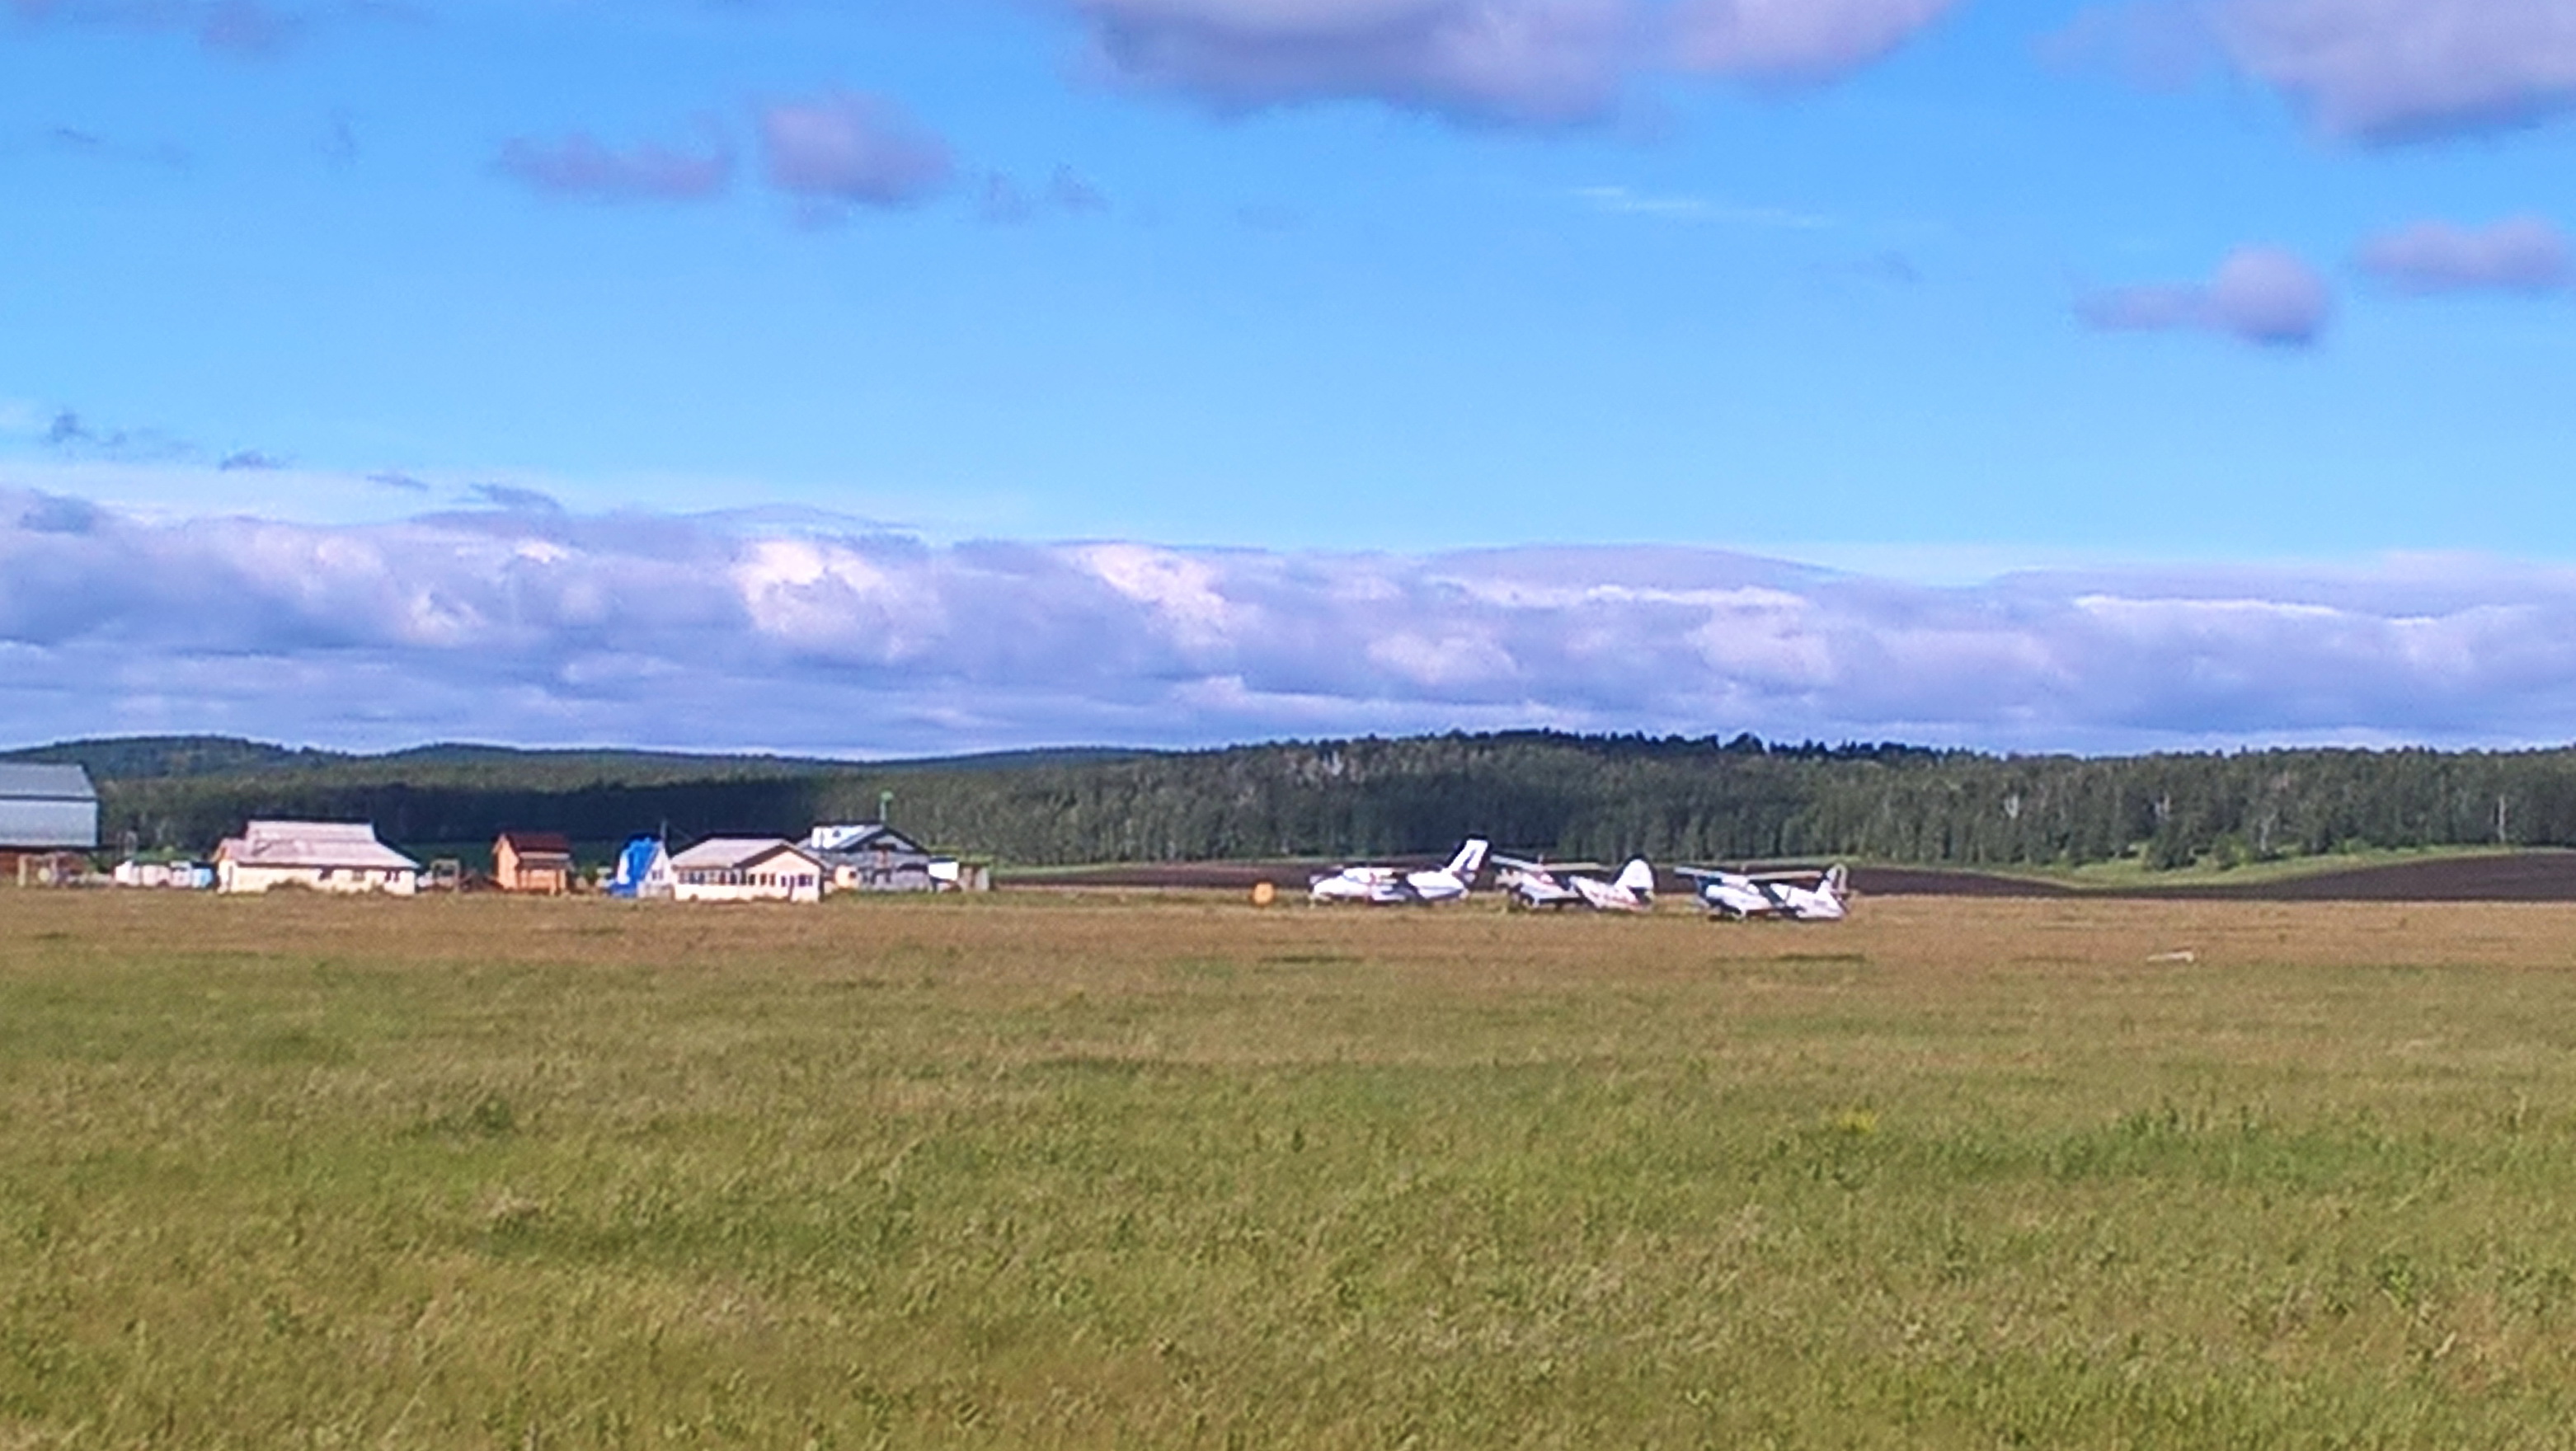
[
  {"x1": 2078, "y1": 246, "x2": 2333, "y2": 348},
  {"x1": 2060, "y1": 0, "x2": 2576, "y2": 143},
  {"x1": 1064, "y1": 0, "x2": 1958, "y2": 124},
  {"x1": 2214, "y1": 0, "x2": 2576, "y2": 142},
  {"x1": 12, "y1": 488, "x2": 2576, "y2": 754},
  {"x1": 2358, "y1": 217, "x2": 2572, "y2": 294},
  {"x1": 756, "y1": 91, "x2": 954, "y2": 214}
]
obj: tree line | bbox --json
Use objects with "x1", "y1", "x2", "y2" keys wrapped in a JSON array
[{"x1": 19, "y1": 731, "x2": 2576, "y2": 869}]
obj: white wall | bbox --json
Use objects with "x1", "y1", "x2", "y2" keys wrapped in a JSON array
[
  {"x1": 219, "y1": 862, "x2": 420, "y2": 896},
  {"x1": 673, "y1": 868, "x2": 821, "y2": 904}
]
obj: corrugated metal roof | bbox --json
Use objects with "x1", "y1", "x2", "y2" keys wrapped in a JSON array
[
  {"x1": 0, "y1": 763, "x2": 98, "y2": 801},
  {"x1": 670, "y1": 838, "x2": 822, "y2": 872},
  {"x1": 218, "y1": 819, "x2": 419, "y2": 871}
]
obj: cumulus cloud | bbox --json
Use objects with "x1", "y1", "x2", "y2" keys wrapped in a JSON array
[
  {"x1": 1065, "y1": 0, "x2": 1958, "y2": 124},
  {"x1": 2358, "y1": 217, "x2": 2571, "y2": 295},
  {"x1": 2079, "y1": 246, "x2": 2332, "y2": 348},
  {"x1": 2061, "y1": 0, "x2": 2576, "y2": 143},
  {"x1": 11, "y1": 490, "x2": 2576, "y2": 754},
  {"x1": 2216, "y1": 0, "x2": 2576, "y2": 142},
  {"x1": 756, "y1": 92, "x2": 954, "y2": 214},
  {"x1": 494, "y1": 129, "x2": 734, "y2": 203}
]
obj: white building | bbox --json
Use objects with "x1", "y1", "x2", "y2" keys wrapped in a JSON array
[
  {"x1": 214, "y1": 820, "x2": 421, "y2": 896},
  {"x1": 806, "y1": 822, "x2": 941, "y2": 893},
  {"x1": 669, "y1": 838, "x2": 825, "y2": 904}
]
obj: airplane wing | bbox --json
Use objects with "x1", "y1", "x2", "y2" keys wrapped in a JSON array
[{"x1": 1494, "y1": 854, "x2": 1604, "y2": 874}]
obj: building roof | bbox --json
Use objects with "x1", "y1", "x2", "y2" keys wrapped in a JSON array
[
  {"x1": 219, "y1": 820, "x2": 420, "y2": 871},
  {"x1": 0, "y1": 763, "x2": 98, "y2": 802},
  {"x1": 670, "y1": 837, "x2": 824, "y2": 872},
  {"x1": 806, "y1": 823, "x2": 928, "y2": 856},
  {"x1": 496, "y1": 831, "x2": 574, "y2": 857}
]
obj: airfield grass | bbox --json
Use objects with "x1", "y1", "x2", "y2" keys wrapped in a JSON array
[
  {"x1": 1995, "y1": 845, "x2": 2529, "y2": 893},
  {"x1": 7, "y1": 892, "x2": 2576, "y2": 1447}
]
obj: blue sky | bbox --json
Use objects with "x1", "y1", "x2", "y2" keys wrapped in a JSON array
[{"x1": 7, "y1": 0, "x2": 2576, "y2": 753}]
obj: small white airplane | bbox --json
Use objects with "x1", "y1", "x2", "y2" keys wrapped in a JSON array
[
  {"x1": 1309, "y1": 838, "x2": 1489, "y2": 905},
  {"x1": 1493, "y1": 855, "x2": 1658, "y2": 913},
  {"x1": 1572, "y1": 858, "x2": 1660, "y2": 913},
  {"x1": 1492, "y1": 854, "x2": 1588, "y2": 909},
  {"x1": 1677, "y1": 863, "x2": 1850, "y2": 921}
]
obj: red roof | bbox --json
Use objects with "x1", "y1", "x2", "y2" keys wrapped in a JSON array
[{"x1": 496, "y1": 831, "x2": 574, "y2": 857}]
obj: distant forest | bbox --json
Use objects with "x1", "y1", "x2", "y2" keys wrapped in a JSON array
[{"x1": 10, "y1": 731, "x2": 2576, "y2": 871}]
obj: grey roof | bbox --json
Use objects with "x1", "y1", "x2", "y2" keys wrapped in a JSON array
[
  {"x1": 807, "y1": 823, "x2": 928, "y2": 856},
  {"x1": 218, "y1": 820, "x2": 419, "y2": 871},
  {"x1": 670, "y1": 838, "x2": 825, "y2": 872},
  {"x1": 0, "y1": 764, "x2": 98, "y2": 802}
]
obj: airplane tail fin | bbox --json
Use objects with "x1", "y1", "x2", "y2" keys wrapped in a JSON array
[
  {"x1": 1822, "y1": 863, "x2": 1849, "y2": 898},
  {"x1": 1448, "y1": 838, "x2": 1490, "y2": 880},
  {"x1": 1615, "y1": 858, "x2": 1656, "y2": 897}
]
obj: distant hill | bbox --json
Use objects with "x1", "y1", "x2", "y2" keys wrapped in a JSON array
[
  {"x1": 5, "y1": 736, "x2": 1146, "y2": 784},
  {"x1": 17, "y1": 730, "x2": 2576, "y2": 874},
  {"x1": 4, "y1": 735, "x2": 343, "y2": 780}
]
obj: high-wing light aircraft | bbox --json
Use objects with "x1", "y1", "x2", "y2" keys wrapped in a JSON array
[
  {"x1": 1309, "y1": 838, "x2": 1489, "y2": 905},
  {"x1": 1492, "y1": 854, "x2": 1588, "y2": 909},
  {"x1": 1676, "y1": 863, "x2": 1850, "y2": 921},
  {"x1": 1494, "y1": 855, "x2": 1658, "y2": 913},
  {"x1": 1571, "y1": 858, "x2": 1659, "y2": 913}
]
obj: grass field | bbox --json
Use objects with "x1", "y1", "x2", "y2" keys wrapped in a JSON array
[
  {"x1": 7, "y1": 890, "x2": 2576, "y2": 1447},
  {"x1": 1978, "y1": 845, "x2": 2530, "y2": 893}
]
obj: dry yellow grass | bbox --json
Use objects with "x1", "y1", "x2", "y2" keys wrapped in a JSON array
[{"x1": 5, "y1": 889, "x2": 2576, "y2": 1446}]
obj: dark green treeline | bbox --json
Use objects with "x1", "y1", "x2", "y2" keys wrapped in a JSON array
[{"x1": 24, "y1": 732, "x2": 2576, "y2": 869}]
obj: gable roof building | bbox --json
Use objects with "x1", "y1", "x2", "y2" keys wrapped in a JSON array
[
  {"x1": 806, "y1": 822, "x2": 940, "y2": 893},
  {"x1": 215, "y1": 820, "x2": 421, "y2": 895},
  {"x1": 0, "y1": 763, "x2": 100, "y2": 851},
  {"x1": 494, "y1": 831, "x2": 575, "y2": 894},
  {"x1": 608, "y1": 836, "x2": 675, "y2": 899},
  {"x1": 670, "y1": 837, "x2": 825, "y2": 904}
]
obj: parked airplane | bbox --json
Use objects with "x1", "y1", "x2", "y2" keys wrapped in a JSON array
[
  {"x1": 1572, "y1": 858, "x2": 1659, "y2": 913},
  {"x1": 1492, "y1": 854, "x2": 1587, "y2": 909},
  {"x1": 1677, "y1": 863, "x2": 1850, "y2": 921},
  {"x1": 1494, "y1": 854, "x2": 1658, "y2": 913},
  {"x1": 1309, "y1": 838, "x2": 1490, "y2": 905}
]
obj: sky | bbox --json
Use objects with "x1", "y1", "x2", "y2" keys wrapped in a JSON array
[{"x1": 7, "y1": 0, "x2": 2576, "y2": 756}]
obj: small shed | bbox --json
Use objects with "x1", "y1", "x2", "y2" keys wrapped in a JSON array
[
  {"x1": 806, "y1": 822, "x2": 941, "y2": 893},
  {"x1": 0, "y1": 764, "x2": 100, "y2": 880},
  {"x1": 215, "y1": 820, "x2": 421, "y2": 896},
  {"x1": 494, "y1": 832, "x2": 575, "y2": 895},
  {"x1": 670, "y1": 838, "x2": 825, "y2": 904}
]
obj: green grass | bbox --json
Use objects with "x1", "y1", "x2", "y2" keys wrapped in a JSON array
[
  {"x1": 1899, "y1": 843, "x2": 2531, "y2": 891},
  {"x1": 5, "y1": 892, "x2": 2576, "y2": 1446}
]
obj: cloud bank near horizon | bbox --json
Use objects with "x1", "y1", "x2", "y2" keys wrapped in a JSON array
[{"x1": 7, "y1": 487, "x2": 2576, "y2": 758}]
